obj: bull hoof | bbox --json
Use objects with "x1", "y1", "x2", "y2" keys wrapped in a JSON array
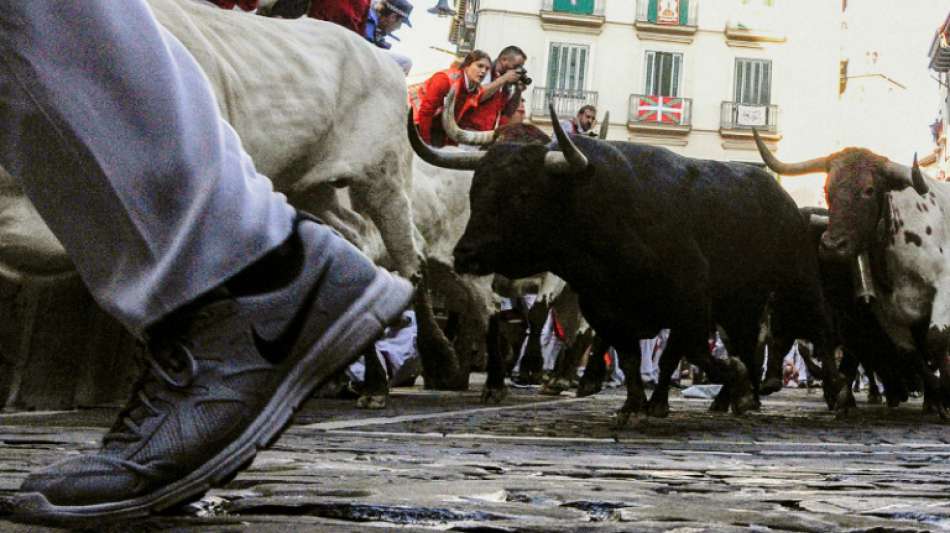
[
  {"x1": 540, "y1": 378, "x2": 571, "y2": 396},
  {"x1": 867, "y1": 390, "x2": 883, "y2": 405},
  {"x1": 709, "y1": 393, "x2": 730, "y2": 413},
  {"x1": 612, "y1": 409, "x2": 638, "y2": 430},
  {"x1": 834, "y1": 401, "x2": 856, "y2": 419},
  {"x1": 836, "y1": 387, "x2": 856, "y2": 411},
  {"x1": 356, "y1": 394, "x2": 388, "y2": 410},
  {"x1": 481, "y1": 386, "x2": 508, "y2": 404},
  {"x1": 731, "y1": 394, "x2": 756, "y2": 416},
  {"x1": 749, "y1": 395, "x2": 762, "y2": 412},
  {"x1": 646, "y1": 398, "x2": 670, "y2": 418},
  {"x1": 576, "y1": 379, "x2": 603, "y2": 398},
  {"x1": 759, "y1": 378, "x2": 783, "y2": 396}
]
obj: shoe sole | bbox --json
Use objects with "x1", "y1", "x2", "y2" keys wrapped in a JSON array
[{"x1": 10, "y1": 267, "x2": 413, "y2": 527}]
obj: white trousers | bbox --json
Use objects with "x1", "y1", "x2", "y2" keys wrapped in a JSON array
[{"x1": 0, "y1": 1, "x2": 295, "y2": 334}]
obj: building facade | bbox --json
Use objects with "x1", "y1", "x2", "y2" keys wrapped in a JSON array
[
  {"x1": 448, "y1": 0, "x2": 950, "y2": 206},
  {"x1": 925, "y1": 11, "x2": 949, "y2": 179}
]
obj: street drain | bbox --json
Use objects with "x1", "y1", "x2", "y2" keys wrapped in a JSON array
[
  {"x1": 231, "y1": 502, "x2": 506, "y2": 524},
  {"x1": 560, "y1": 500, "x2": 629, "y2": 521}
]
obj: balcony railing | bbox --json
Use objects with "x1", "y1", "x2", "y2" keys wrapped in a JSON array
[
  {"x1": 929, "y1": 26, "x2": 950, "y2": 72},
  {"x1": 628, "y1": 94, "x2": 692, "y2": 130},
  {"x1": 531, "y1": 87, "x2": 598, "y2": 121},
  {"x1": 542, "y1": 0, "x2": 605, "y2": 17},
  {"x1": 635, "y1": 0, "x2": 698, "y2": 27},
  {"x1": 539, "y1": 0, "x2": 605, "y2": 31},
  {"x1": 720, "y1": 101, "x2": 778, "y2": 134}
]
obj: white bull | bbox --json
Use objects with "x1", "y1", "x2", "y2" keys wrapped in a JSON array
[{"x1": 0, "y1": 0, "x2": 419, "y2": 280}]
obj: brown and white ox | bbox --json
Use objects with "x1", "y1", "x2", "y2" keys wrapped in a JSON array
[{"x1": 754, "y1": 130, "x2": 950, "y2": 417}]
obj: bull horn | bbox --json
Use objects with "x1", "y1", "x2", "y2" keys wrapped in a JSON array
[
  {"x1": 442, "y1": 85, "x2": 495, "y2": 146},
  {"x1": 598, "y1": 111, "x2": 610, "y2": 140},
  {"x1": 407, "y1": 108, "x2": 484, "y2": 170},
  {"x1": 910, "y1": 153, "x2": 929, "y2": 196},
  {"x1": 882, "y1": 155, "x2": 929, "y2": 197},
  {"x1": 752, "y1": 128, "x2": 828, "y2": 176},
  {"x1": 546, "y1": 104, "x2": 589, "y2": 174},
  {"x1": 808, "y1": 213, "x2": 829, "y2": 228}
]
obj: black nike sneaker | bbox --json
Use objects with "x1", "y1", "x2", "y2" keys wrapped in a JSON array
[{"x1": 9, "y1": 215, "x2": 413, "y2": 526}]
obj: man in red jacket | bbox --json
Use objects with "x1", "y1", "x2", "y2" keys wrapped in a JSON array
[{"x1": 466, "y1": 45, "x2": 528, "y2": 132}]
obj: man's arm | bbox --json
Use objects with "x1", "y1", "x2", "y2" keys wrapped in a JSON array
[{"x1": 480, "y1": 68, "x2": 521, "y2": 102}]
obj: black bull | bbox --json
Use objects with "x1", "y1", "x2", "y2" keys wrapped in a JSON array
[{"x1": 410, "y1": 109, "x2": 841, "y2": 419}]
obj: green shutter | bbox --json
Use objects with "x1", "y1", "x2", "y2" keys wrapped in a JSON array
[
  {"x1": 553, "y1": 0, "x2": 594, "y2": 14},
  {"x1": 679, "y1": 0, "x2": 689, "y2": 25},
  {"x1": 647, "y1": 0, "x2": 657, "y2": 23}
]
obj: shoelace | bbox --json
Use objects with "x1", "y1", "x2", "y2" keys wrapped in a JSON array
[{"x1": 102, "y1": 340, "x2": 198, "y2": 446}]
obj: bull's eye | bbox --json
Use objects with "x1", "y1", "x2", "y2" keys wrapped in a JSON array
[{"x1": 862, "y1": 186, "x2": 874, "y2": 197}]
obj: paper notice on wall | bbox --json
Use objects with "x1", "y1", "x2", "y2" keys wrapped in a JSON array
[
  {"x1": 657, "y1": 0, "x2": 680, "y2": 25},
  {"x1": 736, "y1": 104, "x2": 767, "y2": 127}
]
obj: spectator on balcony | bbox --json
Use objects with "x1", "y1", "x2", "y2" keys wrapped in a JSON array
[
  {"x1": 559, "y1": 105, "x2": 597, "y2": 137},
  {"x1": 466, "y1": 45, "x2": 528, "y2": 132},
  {"x1": 308, "y1": 0, "x2": 415, "y2": 74},
  {"x1": 410, "y1": 49, "x2": 492, "y2": 147}
]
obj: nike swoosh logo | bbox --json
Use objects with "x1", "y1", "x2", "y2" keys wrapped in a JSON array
[{"x1": 251, "y1": 274, "x2": 326, "y2": 365}]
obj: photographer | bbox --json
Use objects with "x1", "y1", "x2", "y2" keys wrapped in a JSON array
[
  {"x1": 467, "y1": 45, "x2": 528, "y2": 132},
  {"x1": 560, "y1": 105, "x2": 598, "y2": 137}
]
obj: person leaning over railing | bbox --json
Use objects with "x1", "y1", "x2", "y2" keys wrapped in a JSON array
[{"x1": 410, "y1": 49, "x2": 492, "y2": 147}]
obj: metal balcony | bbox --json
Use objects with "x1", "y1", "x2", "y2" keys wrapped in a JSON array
[
  {"x1": 720, "y1": 101, "x2": 778, "y2": 132},
  {"x1": 539, "y1": 0, "x2": 605, "y2": 32},
  {"x1": 627, "y1": 94, "x2": 692, "y2": 135},
  {"x1": 530, "y1": 87, "x2": 598, "y2": 122},
  {"x1": 929, "y1": 26, "x2": 950, "y2": 72}
]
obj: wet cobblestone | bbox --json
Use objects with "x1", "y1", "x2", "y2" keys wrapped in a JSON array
[{"x1": 0, "y1": 381, "x2": 947, "y2": 531}]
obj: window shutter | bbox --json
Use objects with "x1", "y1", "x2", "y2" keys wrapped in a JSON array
[
  {"x1": 648, "y1": 0, "x2": 658, "y2": 23},
  {"x1": 547, "y1": 43, "x2": 560, "y2": 90},
  {"x1": 554, "y1": 0, "x2": 594, "y2": 14},
  {"x1": 644, "y1": 51, "x2": 656, "y2": 94},
  {"x1": 679, "y1": 0, "x2": 689, "y2": 25},
  {"x1": 671, "y1": 53, "x2": 681, "y2": 97}
]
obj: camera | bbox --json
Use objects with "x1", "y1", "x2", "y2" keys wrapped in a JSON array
[{"x1": 515, "y1": 67, "x2": 532, "y2": 87}]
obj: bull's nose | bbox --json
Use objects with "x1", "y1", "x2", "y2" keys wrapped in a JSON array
[
  {"x1": 819, "y1": 232, "x2": 852, "y2": 260},
  {"x1": 820, "y1": 232, "x2": 847, "y2": 251}
]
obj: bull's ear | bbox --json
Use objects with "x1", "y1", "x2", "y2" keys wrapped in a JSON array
[
  {"x1": 882, "y1": 155, "x2": 928, "y2": 197},
  {"x1": 911, "y1": 153, "x2": 929, "y2": 196}
]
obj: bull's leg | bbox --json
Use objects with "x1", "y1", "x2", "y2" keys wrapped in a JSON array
[
  {"x1": 759, "y1": 307, "x2": 785, "y2": 396},
  {"x1": 357, "y1": 351, "x2": 389, "y2": 410},
  {"x1": 482, "y1": 314, "x2": 508, "y2": 403},
  {"x1": 925, "y1": 290, "x2": 950, "y2": 414},
  {"x1": 615, "y1": 346, "x2": 647, "y2": 429},
  {"x1": 548, "y1": 329, "x2": 594, "y2": 394},
  {"x1": 518, "y1": 302, "x2": 549, "y2": 386},
  {"x1": 576, "y1": 336, "x2": 609, "y2": 397},
  {"x1": 912, "y1": 320, "x2": 950, "y2": 420},
  {"x1": 834, "y1": 349, "x2": 861, "y2": 418},
  {"x1": 647, "y1": 336, "x2": 680, "y2": 418},
  {"x1": 718, "y1": 320, "x2": 763, "y2": 411},
  {"x1": 687, "y1": 349, "x2": 754, "y2": 416},
  {"x1": 413, "y1": 262, "x2": 466, "y2": 390}
]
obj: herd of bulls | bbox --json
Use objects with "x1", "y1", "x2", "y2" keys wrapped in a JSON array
[
  {"x1": 412, "y1": 91, "x2": 950, "y2": 425},
  {"x1": 0, "y1": 0, "x2": 946, "y2": 425}
]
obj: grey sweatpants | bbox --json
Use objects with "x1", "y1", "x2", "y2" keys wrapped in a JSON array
[{"x1": 0, "y1": 1, "x2": 295, "y2": 334}]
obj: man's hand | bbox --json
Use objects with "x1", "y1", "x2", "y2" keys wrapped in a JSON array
[{"x1": 500, "y1": 68, "x2": 521, "y2": 84}]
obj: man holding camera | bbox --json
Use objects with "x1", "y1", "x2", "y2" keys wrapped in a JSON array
[{"x1": 467, "y1": 45, "x2": 529, "y2": 132}]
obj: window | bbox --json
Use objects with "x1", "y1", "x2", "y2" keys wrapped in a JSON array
[
  {"x1": 546, "y1": 43, "x2": 590, "y2": 94},
  {"x1": 734, "y1": 58, "x2": 771, "y2": 104},
  {"x1": 644, "y1": 0, "x2": 691, "y2": 25},
  {"x1": 553, "y1": 0, "x2": 595, "y2": 15},
  {"x1": 644, "y1": 51, "x2": 682, "y2": 97}
]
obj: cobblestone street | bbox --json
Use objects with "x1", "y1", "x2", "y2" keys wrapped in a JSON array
[{"x1": 1, "y1": 379, "x2": 948, "y2": 531}]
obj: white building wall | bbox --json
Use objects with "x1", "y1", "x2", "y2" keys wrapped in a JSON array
[{"x1": 469, "y1": 0, "x2": 843, "y2": 206}]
